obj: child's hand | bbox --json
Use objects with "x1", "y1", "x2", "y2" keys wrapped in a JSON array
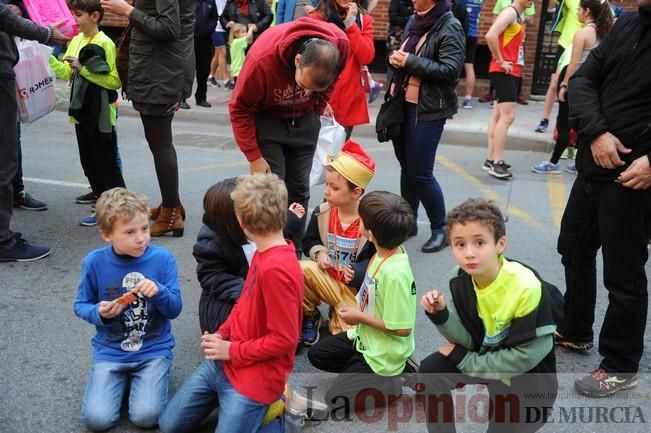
[
  {"x1": 63, "y1": 56, "x2": 81, "y2": 71},
  {"x1": 201, "y1": 332, "x2": 231, "y2": 360},
  {"x1": 338, "y1": 306, "x2": 362, "y2": 326},
  {"x1": 421, "y1": 290, "x2": 446, "y2": 314},
  {"x1": 317, "y1": 251, "x2": 331, "y2": 270},
  {"x1": 289, "y1": 202, "x2": 305, "y2": 219},
  {"x1": 248, "y1": 23, "x2": 258, "y2": 32},
  {"x1": 98, "y1": 300, "x2": 127, "y2": 319},
  {"x1": 438, "y1": 342, "x2": 456, "y2": 357},
  {"x1": 132, "y1": 278, "x2": 158, "y2": 298},
  {"x1": 342, "y1": 266, "x2": 355, "y2": 284}
]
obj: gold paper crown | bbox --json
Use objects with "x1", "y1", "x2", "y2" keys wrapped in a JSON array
[{"x1": 327, "y1": 150, "x2": 375, "y2": 189}]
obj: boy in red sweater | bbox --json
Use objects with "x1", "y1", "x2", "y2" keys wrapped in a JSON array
[{"x1": 159, "y1": 173, "x2": 304, "y2": 433}]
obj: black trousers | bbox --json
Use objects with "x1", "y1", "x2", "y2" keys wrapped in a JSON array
[
  {"x1": 419, "y1": 352, "x2": 557, "y2": 433},
  {"x1": 557, "y1": 175, "x2": 651, "y2": 373},
  {"x1": 12, "y1": 122, "x2": 23, "y2": 196},
  {"x1": 194, "y1": 35, "x2": 213, "y2": 103},
  {"x1": 75, "y1": 124, "x2": 125, "y2": 196},
  {"x1": 0, "y1": 75, "x2": 18, "y2": 253},
  {"x1": 254, "y1": 111, "x2": 319, "y2": 249},
  {"x1": 308, "y1": 333, "x2": 403, "y2": 412},
  {"x1": 550, "y1": 66, "x2": 570, "y2": 164}
]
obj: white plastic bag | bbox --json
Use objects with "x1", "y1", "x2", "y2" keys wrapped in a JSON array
[
  {"x1": 309, "y1": 115, "x2": 346, "y2": 188},
  {"x1": 14, "y1": 40, "x2": 57, "y2": 123}
]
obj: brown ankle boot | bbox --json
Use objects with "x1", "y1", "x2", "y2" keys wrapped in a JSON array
[
  {"x1": 150, "y1": 202, "x2": 185, "y2": 221},
  {"x1": 151, "y1": 205, "x2": 184, "y2": 237}
]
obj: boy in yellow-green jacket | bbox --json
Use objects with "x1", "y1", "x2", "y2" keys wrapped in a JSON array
[{"x1": 49, "y1": 0, "x2": 124, "y2": 225}]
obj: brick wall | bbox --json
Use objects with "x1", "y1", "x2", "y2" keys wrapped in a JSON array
[{"x1": 102, "y1": 0, "x2": 639, "y2": 96}]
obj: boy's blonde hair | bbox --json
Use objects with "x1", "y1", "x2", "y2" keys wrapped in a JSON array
[
  {"x1": 96, "y1": 188, "x2": 149, "y2": 233},
  {"x1": 230, "y1": 174, "x2": 287, "y2": 235}
]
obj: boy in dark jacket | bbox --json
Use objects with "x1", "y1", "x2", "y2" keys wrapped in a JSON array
[
  {"x1": 419, "y1": 198, "x2": 558, "y2": 433},
  {"x1": 300, "y1": 140, "x2": 375, "y2": 346}
]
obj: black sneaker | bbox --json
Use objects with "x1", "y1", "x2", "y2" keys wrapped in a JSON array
[
  {"x1": 0, "y1": 237, "x2": 50, "y2": 262},
  {"x1": 482, "y1": 159, "x2": 494, "y2": 171},
  {"x1": 575, "y1": 368, "x2": 638, "y2": 397},
  {"x1": 554, "y1": 331, "x2": 593, "y2": 353},
  {"x1": 179, "y1": 100, "x2": 191, "y2": 110},
  {"x1": 75, "y1": 191, "x2": 98, "y2": 204},
  {"x1": 489, "y1": 160, "x2": 513, "y2": 179},
  {"x1": 196, "y1": 100, "x2": 212, "y2": 108},
  {"x1": 14, "y1": 191, "x2": 48, "y2": 211}
]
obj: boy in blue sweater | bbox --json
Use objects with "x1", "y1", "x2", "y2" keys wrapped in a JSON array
[{"x1": 74, "y1": 187, "x2": 182, "y2": 431}]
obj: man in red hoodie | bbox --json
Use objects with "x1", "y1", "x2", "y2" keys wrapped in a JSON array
[{"x1": 229, "y1": 17, "x2": 349, "y2": 234}]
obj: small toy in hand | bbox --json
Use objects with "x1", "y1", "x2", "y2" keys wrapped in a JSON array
[{"x1": 115, "y1": 291, "x2": 137, "y2": 305}]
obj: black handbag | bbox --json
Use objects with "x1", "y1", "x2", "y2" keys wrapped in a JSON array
[{"x1": 376, "y1": 89, "x2": 405, "y2": 143}]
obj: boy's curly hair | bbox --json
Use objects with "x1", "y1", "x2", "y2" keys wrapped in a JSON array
[
  {"x1": 231, "y1": 173, "x2": 287, "y2": 235},
  {"x1": 445, "y1": 198, "x2": 506, "y2": 242},
  {"x1": 95, "y1": 188, "x2": 149, "y2": 233}
]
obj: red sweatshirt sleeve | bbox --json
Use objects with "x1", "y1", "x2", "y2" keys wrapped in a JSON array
[
  {"x1": 228, "y1": 59, "x2": 267, "y2": 162},
  {"x1": 227, "y1": 266, "x2": 301, "y2": 367}
]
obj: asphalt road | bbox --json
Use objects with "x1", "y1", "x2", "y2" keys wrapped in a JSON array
[{"x1": 1, "y1": 111, "x2": 649, "y2": 433}]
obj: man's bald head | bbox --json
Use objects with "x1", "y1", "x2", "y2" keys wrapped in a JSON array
[{"x1": 294, "y1": 39, "x2": 340, "y2": 90}]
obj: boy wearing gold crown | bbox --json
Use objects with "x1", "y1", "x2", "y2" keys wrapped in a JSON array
[{"x1": 300, "y1": 140, "x2": 376, "y2": 346}]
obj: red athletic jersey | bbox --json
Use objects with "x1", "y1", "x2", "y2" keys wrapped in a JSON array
[{"x1": 489, "y1": 7, "x2": 525, "y2": 78}]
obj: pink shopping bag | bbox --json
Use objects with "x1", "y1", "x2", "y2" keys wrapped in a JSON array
[{"x1": 23, "y1": 0, "x2": 78, "y2": 38}]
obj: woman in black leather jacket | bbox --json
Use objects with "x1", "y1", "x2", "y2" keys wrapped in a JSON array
[{"x1": 387, "y1": 0, "x2": 464, "y2": 253}]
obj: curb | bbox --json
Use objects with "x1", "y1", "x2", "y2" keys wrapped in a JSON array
[{"x1": 55, "y1": 101, "x2": 554, "y2": 154}]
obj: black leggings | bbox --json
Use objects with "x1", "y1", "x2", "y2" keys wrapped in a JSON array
[
  {"x1": 550, "y1": 66, "x2": 571, "y2": 164},
  {"x1": 419, "y1": 352, "x2": 557, "y2": 433},
  {"x1": 140, "y1": 113, "x2": 179, "y2": 208}
]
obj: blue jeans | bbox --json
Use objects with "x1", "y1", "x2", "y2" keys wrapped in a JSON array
[
  {"x1": 81, "y1": 356, "x2": 171, "y2": 431},
  {"x1": 392, "y1": 103, "x2": 447, "y2": 231},
  {"x1": 159, "y1": 360, "x2": 269, "y2": 433}
]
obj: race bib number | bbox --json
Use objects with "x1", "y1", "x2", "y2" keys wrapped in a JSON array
[
  {"x1": 326, "y1": 234, "x2": 358, "y2": 271},
  {"x1": 356, "y1": 272, "x2": 376, "y2": 315},
  {"x1": 517, "y1": 46, "x2": 525, "y2": 66}
]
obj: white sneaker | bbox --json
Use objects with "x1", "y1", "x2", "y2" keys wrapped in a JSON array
[{"x1": 286, "y1": 389, "x2": 329, "y2": 418}]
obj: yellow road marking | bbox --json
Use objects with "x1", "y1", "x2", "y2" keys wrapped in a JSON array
[{"x1": 547, "y1": 175, "x2": 567, "y2": 229}]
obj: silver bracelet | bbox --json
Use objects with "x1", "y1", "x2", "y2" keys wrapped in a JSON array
[{"x1": 45, "y1": 25, "x2": 53, "y2": 44}]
